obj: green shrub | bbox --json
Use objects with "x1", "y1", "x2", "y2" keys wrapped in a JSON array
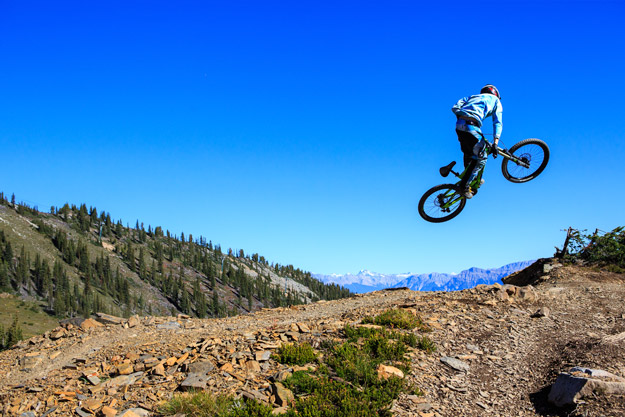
[
  {"x1": 606, "y1": 264, "x2": 624, "y2": 274},
  {"x1": 567, "y1": 227, "x2": 625, "y2": 268},
  {"x1": 364, "y1": 333, "x2": 408, "y2": 362},
  {"x1": 398, "y1": 332, "x2": 418, "y2": 348},
  {"x1": 344, "y1": 323, "x2": 386, "y2": 340},
  {"x1": 416, "y1": 335, "x2": 436, "y2": 353},
  {"x1": 284, "y1": 370, "x2": 401, "y2": 417},
  {"x1": 158, "y1": 391, "x2": 232, "y2": 417},
  {"x1": 286, "y1": 377, "x2": 377, "y2": 416},
  {"x1": 344, "y1": 324, "x2": 419, "y2": 349},
  {"x1": 158, "y1": 392, "x2": 273, "y2": 417},
  {"x1": 227, "y1": 399, "x2": 274, "y2": 417},
  {"x1": 277, "y1": 324, "x2": 416, "y2": 417},
  {"x1": 404, "y1": 381, "x2": 425, "y2": 397},
  {"x1": 326, "y1": 342, "x2": 379, "y2": 387},
  {"x1": 326, "y1": 329, "x2": 410, "y2": 387},
  {"x1": 362, "y1": 309, "x2": 429, "y2": 331},
  {"x1": 274, "y1": 342, "x2": 317, "y2": 365}
]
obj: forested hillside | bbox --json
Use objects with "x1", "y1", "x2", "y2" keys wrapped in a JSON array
[{"x1": 0, "y1": 192, "x2": 351, "y2": 337}]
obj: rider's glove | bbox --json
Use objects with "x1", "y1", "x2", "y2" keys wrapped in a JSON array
[{"x1": 491, "y1": 142, "x2": 499, "y2": 158}]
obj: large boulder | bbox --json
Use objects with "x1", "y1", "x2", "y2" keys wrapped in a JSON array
[{"x1": 548, "y1": 367, "x2": 625, "y2": 407}]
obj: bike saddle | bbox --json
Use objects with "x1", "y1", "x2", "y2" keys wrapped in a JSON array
[{"x1": 439, "y1": 161, "x2": 456, "y2": 177}]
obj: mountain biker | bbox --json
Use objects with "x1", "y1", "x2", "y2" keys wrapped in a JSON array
[{"x1": 451, "y1": 84, "x2": 503, "y2": 198}]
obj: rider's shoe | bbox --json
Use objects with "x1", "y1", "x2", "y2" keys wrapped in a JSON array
[
  {"x1": 480, "y1": 179, "x2": 485, "y2": 185},
  {"x1": 463, "y1": 187, "x2": 473, "y2": 199}
]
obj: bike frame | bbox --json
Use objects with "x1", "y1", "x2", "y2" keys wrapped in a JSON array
[{"x1": 435, "y1": 139, "x2": 530, "y2": 208}]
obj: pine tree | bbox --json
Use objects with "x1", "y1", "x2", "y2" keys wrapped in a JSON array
[
  {"x1": 212, "y1": 290, "x2": 219, "y2": 317},
  {"x1": 0, "y1": 262, "x2": 9, "y2": 290},
  {"x1": 78, "y1": 243, "x2": 89, "y2": 273},
  {"x1": 196, "y1": 295, "x2": 207, "y2": 318},
  {"x1": 126, "y1": 241, "x2": 135, "y2": 272},
  {"x1": 121, "y1": 278, "x2": 130, "y2": 304},
  {"x1": 90, "y1": 206, "x2": 98, "y2": 224},
  {"x1": 54, "y1": 286, "x2": 66, "y2": 317},
  {"x1": 138, "y1": 247, "x2": 147, "y2": 280},
  {"x1": 150, "y1": 261, "x2": 158, "y2": 285},
  {"x1": 5, "y1": 315, "x2": 23, "y2": 348},
  {"x1": 16, "y1": 246, "x2": 29, "y2": 286},
  {"x1": 2, "y1": 241, "x2": 13, "y2": 265}
]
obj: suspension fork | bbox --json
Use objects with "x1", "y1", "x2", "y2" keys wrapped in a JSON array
[{"x1": 499, "y1": 148, "x2": 530, "y2": 169}]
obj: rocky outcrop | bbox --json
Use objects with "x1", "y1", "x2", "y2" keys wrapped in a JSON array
[
  {"x1": 502, "y1": 258, "x2": 562, "y2": 286},
  {"x1": 549, "y1": 367, "x2": 625, "y2": 407}
]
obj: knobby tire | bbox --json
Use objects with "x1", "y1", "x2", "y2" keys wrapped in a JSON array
[
  {"x1": 418, "y1": 184, "x2": 466, "y2": 223},
  {"x1": 501, "y1": 138, "x2": 550, "y2": 183}
]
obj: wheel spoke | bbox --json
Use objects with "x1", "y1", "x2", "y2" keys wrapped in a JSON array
[
  {"x1": 502, "y1": 139, "x2": 550, "y2": 183},
  {"x1": 418, "y1": 184, "x2": 466, "y2": 222}
]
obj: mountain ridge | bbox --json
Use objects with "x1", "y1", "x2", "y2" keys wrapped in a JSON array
[
  {"x1": 0, "y1": 194, "x2": 352, "y2": 342},
  {"x1": 313, "y1": 260, "x2": 535, "y2": 293}
]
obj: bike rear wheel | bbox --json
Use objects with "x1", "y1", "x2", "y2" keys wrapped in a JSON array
[
  {"x1": 418, "y1": 184, "x2": 466, "y2": 223},
  {"x1": 501, "y1": 138, "x2": 550, "y2": 183}
]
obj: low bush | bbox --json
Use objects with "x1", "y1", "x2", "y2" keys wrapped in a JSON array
[
  {"x1": 567, "y1": 227, "x2": 625, "y2": 269},
  {"x1": 158, "y1": 392, "x2": 273, "y2": 417},
  {"x1": 362, "y1": 309, "x2": 429, "y2": 331},
  {"x1": 273, "y1": 342, "x2": 317, "y2": 365},
  {"x1": 284, "y1": 371, "x2": 402, "y2": 417},
  {"x1": 158, "y1": 391, "x2": 232, "y2": 417},
  {"x1": 416, "y1": 335, "x2": 436, "y2": 353}
]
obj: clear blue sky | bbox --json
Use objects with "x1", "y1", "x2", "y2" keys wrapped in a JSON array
[{"x1": 1, "y1": 1, "x2": 623, "y2": 275}]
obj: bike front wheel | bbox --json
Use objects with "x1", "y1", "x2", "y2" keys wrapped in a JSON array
[
  {"x1": 501, "y1": 138, "x2": 550, "y2": 183},
  {"x1": 418, "y1": 184, "x2": 466, "y2": 223}
]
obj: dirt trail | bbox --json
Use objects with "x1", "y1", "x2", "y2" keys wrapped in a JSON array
[{"x1": 1, "y1": 261, "x2": 624, "y2": 416}]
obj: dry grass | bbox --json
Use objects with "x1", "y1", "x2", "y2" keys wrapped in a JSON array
[{"x1": 0, "y1": 294, "x2": 58, "y2": 339}]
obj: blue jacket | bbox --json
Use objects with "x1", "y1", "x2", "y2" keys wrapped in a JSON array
[{"x1": 452, "y1": 94, "x2": 503, "y2": 139}]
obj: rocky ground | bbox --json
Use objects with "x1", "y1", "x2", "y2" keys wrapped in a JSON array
[{"x1": 1, "y1": 259, "x2": 625, "y2": 417}]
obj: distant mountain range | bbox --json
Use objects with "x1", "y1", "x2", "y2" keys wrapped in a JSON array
[{"x1": 313, "y1": 260, "x2": 535, "y2": 293}]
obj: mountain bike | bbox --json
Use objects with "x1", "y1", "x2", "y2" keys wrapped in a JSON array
[{"x1": 418, "y1": 138, "x2": 550, "y2": 223}]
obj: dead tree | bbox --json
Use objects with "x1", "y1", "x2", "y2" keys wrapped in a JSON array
[{"x1": 554, "y1": 227, "x2": 573, "y2": 259}]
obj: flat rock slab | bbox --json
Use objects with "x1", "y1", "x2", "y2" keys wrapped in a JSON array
[
  {"x1": 181, "y1": 373, "x2": 210, "y2": 390},
  {"x1": 19, "y1": 354, "x2": 45, "y2": 371},
  {"x1": 549, "y1": 367, "x2": 625, "y2": 407},
  {"x1": 377, "y1": 364, "x2": 404, "y2": 379},
  {"x1": 188, "y1": 360, "x2": 216, "y2": 374},
  {"x1": 156, "y1": 321, "x2": 181, "y2": 330},
  {"x1": 80, "y1": 318, "x2": 104, "y2": 330},
  {"x1": 120, "y1": 408, "x2": 150, "y2": 417},
  {"x1": 440, "y1": 356, "x2": 470, "y2": 372},
  {"x1": 256, "y1": 351, "x2": 272, "y2": 361},
  {"x1": 106, "y1": 372, "x2": 143, "y2": 387},
  {"x1": 95, "y1": 313, "x2": 125, "y2": 325}
]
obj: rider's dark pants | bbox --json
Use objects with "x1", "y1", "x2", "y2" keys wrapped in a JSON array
[
  {"x1": 455, "y1": 124, "x2": 487, "y2": 188},
  {"x1": 456, "y1": 130, "x2": 479, "y2": 168}
]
